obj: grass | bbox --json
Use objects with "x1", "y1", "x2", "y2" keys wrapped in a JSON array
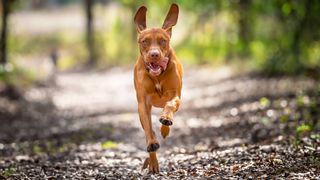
[
  {"x1": 101, "y1": 141, "x2": 118, "y2": 149},
  {"x1": 0, "y1": 63, "x2": 36, "y2": 88},
  {"x1": 1, "y1": 167, "x2": 16, "y2": 178}
]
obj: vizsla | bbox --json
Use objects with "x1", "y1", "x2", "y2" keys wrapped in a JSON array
[{"x1": 133, "y1": 3, "x2": 183, "y2": 173}]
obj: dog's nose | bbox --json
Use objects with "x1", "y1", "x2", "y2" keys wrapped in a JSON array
[{"x1": 149, "y1": 49, "x2": 160, "y2": 58}]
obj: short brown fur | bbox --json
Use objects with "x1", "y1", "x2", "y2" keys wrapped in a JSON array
[{"x1": 133, "y1": 4, "x2": 183, "y2": 173}]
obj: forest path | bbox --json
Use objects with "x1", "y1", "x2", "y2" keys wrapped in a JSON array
[{"x1": 0, "y1": 67, "x2": 318, "y2": 179}]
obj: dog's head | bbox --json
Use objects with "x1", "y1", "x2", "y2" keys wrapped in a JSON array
[{"x1": 134, "y1": 4, "x2": 179, "y2": 76}]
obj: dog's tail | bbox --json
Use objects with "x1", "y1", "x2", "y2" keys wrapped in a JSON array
[{"x1": 160, "y1": 125, "x2": 170, "y2": 138}]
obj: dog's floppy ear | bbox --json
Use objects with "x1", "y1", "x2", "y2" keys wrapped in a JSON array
[
  {"x1": 134, "y1": 6, "x2": 147, "y2": 33},
  {"x1": 162, "y1": 3, "x2": 179, "y2": 37}
]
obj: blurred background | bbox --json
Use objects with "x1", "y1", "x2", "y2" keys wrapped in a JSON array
[
  {"x1": 1, "y1": 0, "x2": 320, "y2": 85},
  {"x1": 0, "y1": 0, "x2": 319, "y2": 178}
]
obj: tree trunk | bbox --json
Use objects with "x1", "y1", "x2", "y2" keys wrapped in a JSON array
[
  {"x1": 237, "y1": 0, "x2": 251, "y2": 57},
  {"x1": 291, "y1": 0, "x2": 312, "y2": 70},
  {"x1": 0, "y1": 0, "x2": 10, "y2": 65},
  {"x1": 84, "y1": 0, "x2": 96, "y2": 66}
]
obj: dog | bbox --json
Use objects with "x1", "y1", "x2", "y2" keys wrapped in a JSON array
[{"x1": 133, "y1": 3, "x2": 183, "y2": 173}]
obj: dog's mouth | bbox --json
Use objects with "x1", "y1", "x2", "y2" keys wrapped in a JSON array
[
  {"x1": 147, "y1": 62, "x2": 162, "y2": 76},
  {"x1": 145, "y1": 57, "x2": 169, "y2": 76}
]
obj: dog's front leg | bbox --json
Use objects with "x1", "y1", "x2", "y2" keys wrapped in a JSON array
[
  {"x1": 137, "y1": 98, "x2": 160, "y2": 173},
  {"x1": 159, "y1": 95, "x2": 180, "y2": 138}
]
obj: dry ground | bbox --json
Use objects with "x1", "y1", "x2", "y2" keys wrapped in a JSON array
[{"x1": 0, "y1": 67, "x2": 319, "y2": 179}]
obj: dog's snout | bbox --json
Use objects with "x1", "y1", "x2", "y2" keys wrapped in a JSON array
[
  {"x1": 149, "y1": 49, "x2": 160, "y2": 58},
  {"x1": 151, "y1": 52, "x2": 159, "y2": 58}
]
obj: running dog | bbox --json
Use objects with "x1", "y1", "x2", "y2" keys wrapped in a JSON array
[{"x1": 133, "y1": 3, "x2": 183, "y2": 173}]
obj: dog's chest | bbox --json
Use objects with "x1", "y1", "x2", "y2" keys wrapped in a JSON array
[
  {"x1": 155, "y1": 83, "x2": 161, "y2": 92},
  {"x1": 150, "y1": 84, "x2": 170, "y2": 108},
  {"x1": 155, "y1": 83, "x2": 163, "y2": 97}
]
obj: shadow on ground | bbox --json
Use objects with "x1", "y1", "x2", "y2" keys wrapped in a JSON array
[{"x1": 0, "y1": 67, "x2": 319, "y2": 179}]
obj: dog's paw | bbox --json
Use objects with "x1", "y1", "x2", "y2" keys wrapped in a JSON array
[
  {"x1": 148, "y1": 159, "x2": 160, "y2": 174},
  {"x1": 159, "y1": 118, "x2": 173, "y2": 126},
  {"x1": 142, "y1": 157, "x2": 150, "y2": 171},
  {"x1": 142, "y1": 157, "x2": 160, "y2": 174},
  {"x1": 147, "y1": 143, "x2": 160, "y2": 152},
  {"x1": 160, "y1": 125, "x2": 170, "y2": 139}
]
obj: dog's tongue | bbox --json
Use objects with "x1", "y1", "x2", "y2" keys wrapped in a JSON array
[{"x1": 159, "y1": 57, "x2": 169, "y2": 70}]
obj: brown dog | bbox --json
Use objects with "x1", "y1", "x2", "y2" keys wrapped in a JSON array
[{"x1": 133, "y1": 3, "x2": 183, "y2": 173}]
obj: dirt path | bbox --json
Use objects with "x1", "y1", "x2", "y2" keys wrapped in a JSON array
[{"x1": 0, "y1": 67, "x2": 319, "y2": 179}]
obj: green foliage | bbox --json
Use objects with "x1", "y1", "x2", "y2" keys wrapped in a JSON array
[
  {"x1": 0, "y1": 63, "x2": 35, "y2": 87},
  {"x1": 101, "y1": 17, "x2": 137, "y2": 65},
  {"x1": 1, "y1": 167, "x2": 16, "y2": 178},
  {"x1": 8, "y1": 33, "x2": 87, "y2": 70},
  {"x1": 101, "y1": 140, "x2": 117, "y2": 149},
  {"x1": 272, "y1": 88, "x2": 320, "y2": 147},
  {"x1": 280, "y1": 114, "x2": 289, "y2": 123},
  {"x1": 259, "y1": 97, "x2": 270, "y2": 107},
  {"x1": 177, "y1": 0, "x2": 320, "y2": 76},
  {"x1": 3, "y1": 0, "x2": 320, "y2": 76},
  {"x1": 310, "y1": 134, "x2": 320, "y2": 140},
  {"x1": 296, "y1": 123, "x2": 312, "y2": 135},
  {"x1": 32, "y1": 144, "x2": 43, "y2": 154},
  {"x1": 250, "y1": 0, "x2": 320, "y2": 76}
]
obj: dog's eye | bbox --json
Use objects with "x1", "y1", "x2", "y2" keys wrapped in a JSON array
[
  {"x1": 160, "y1": 39, "x2": 167, "y2": 46},
  {"x1": 141, "y1": 40, "x2": 149, "y2": 46}
]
